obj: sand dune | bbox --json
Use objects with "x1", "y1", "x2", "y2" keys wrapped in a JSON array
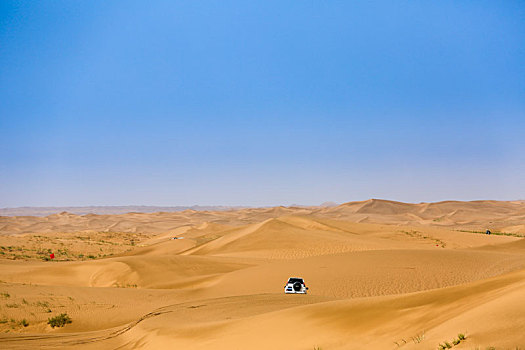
[
  {"x1": 2, "y1": 199, "x2": 524, "y2": 236},
  {"x1": 107, "y1": 269, "x2": 525, "y2": 350},
  {"x1": 0, "y1": 200, "x2": 524, "y2": 349}
]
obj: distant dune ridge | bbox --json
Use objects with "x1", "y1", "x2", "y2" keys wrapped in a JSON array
[
  {"x1": 0, "y1": 205, "x2": 248, "y2": 217},
  {"x1": 0, "y1": 199, "x2": 524, "y2": 349},
  {"x1": 1, "y1": 199, "x2": 524, "y2": 235}
]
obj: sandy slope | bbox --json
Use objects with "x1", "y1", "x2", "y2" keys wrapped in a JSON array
[
  {"x1": 103, "y1": 269, "x2": 525, "y2": 350},
  {"x1": 0, "y1": 200, "x2": 524, "y2": 349}
]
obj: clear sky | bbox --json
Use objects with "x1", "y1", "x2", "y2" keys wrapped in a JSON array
[{"x1": 1, "y1": 1, "x2": 524, "y2": 207}]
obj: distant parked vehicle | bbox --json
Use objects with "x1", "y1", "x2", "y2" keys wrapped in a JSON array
[
  {"x1": 172, "y1": 237, "x2": 184, "y2": 240},
  {"x1": 284, "y1": 277, "x2": 308, "y2": 294}
]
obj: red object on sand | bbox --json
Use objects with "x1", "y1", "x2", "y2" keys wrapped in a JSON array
[{"x1": 50, "y1": 253, "x2": 55, "y2": 259}]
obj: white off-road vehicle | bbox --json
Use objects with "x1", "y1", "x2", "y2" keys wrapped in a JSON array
[{"x1": 284, "y1": 277, "x2": 308, "y2": 294}]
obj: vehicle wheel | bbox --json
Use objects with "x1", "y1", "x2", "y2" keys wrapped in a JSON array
[{"x1": 293, "y1": 282, "x2": 302, "y2": 292}]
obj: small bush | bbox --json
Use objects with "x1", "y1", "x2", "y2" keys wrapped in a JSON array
[
  {"x1": 438, "y1": 342, "x2": 453, "y2": 350},
  {"x1": 412, "y1": 332, "x2": 425, "y2": 344},
  {"x1": 36, "y1": 301, "x2": 49, "y2": 308},
  {"x1": 457, "y1": 333, "x2": 465, "y2": 340},
  {"x1": 0, "y1": 291, "x2": 10, "y2": 298},
  {"x1": 19, "y1": 319, "x2": 29, "y2": 327},
  {"x1": 47, "y1": 313, "x2": 72, "y2": 328}
]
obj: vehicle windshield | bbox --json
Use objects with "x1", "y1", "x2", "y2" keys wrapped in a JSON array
[{"x1": 287, "y1": 278, "x2": 304, "y2": 284}]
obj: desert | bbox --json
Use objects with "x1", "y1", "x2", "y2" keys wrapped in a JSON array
[
  {"x1": 2, "y1": 2, "x2": 524, "y2": 349},
  {"x1": 0, "y1": 199, "x2": 524, "y2": 349}
]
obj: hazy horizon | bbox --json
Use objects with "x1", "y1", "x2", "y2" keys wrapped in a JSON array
[
  {"x1": 2, "y1": 198, "x2": 525, "y2": 212},
  {"x1": 1, "y1": 1, "x2": 524, "y2": 207}
]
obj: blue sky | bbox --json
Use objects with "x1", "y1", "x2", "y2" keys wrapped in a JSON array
[{"x1": 1, "y1": 1, "x2": 524, "y2": 207}]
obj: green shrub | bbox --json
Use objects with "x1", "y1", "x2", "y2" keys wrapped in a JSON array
[
  {"x1": 47, "y1": 313, "x2": 72, "y2": 328},
  {"x1": 438, "y1": 342, "x2": 453, "y2": 350}
]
